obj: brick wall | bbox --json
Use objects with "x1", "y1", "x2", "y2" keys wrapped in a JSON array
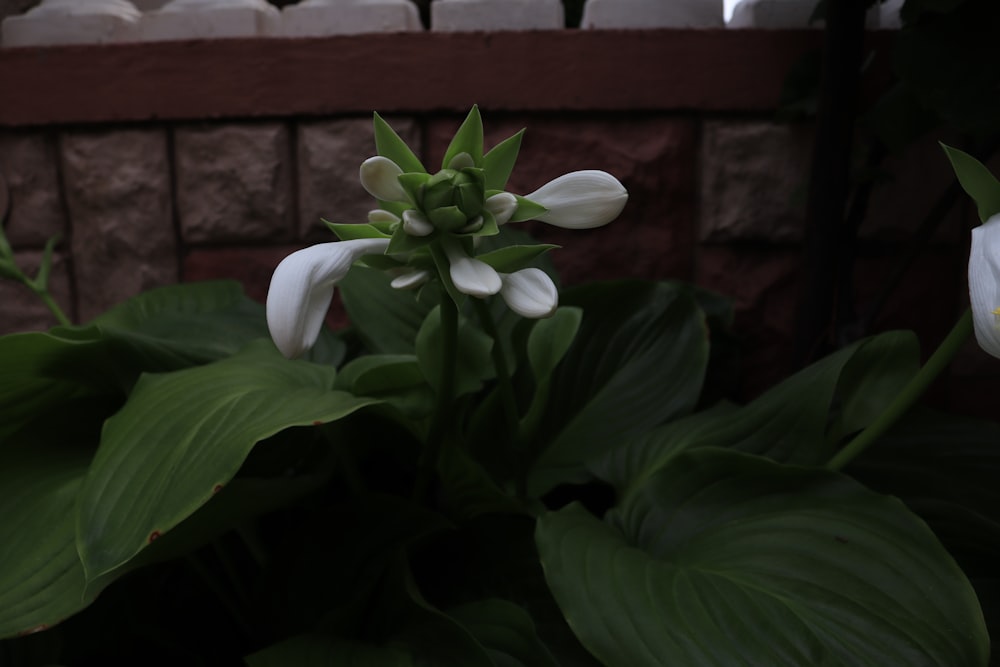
[{"x1": 0, "y1": 30, "x2": 990, "y2": 414}]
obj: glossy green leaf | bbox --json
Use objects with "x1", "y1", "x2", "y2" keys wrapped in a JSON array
[
  {"x1": 475, "y1": 244, "x2": 560, "y2": 274},
  {"x1": 76, "y1": 340, "x2": 377, "y2": 581},
  {"x1": 442, "y1": 106, "x2": 484, "y2": 169},
  {"x1": 0, "y1": 442, "x2": 93, "y2": 639},
  {"x1": 448, "y1": 599, "x2": 559, "y2": 667},
  {"x1": 336, "y1": 354, "x2": 433, "y2": 417},
  {"x1": 483, "y1": 129, "x2": 525, "y2": 191},
  {"x1": 415, "y1": 306, "x2": 495, "y2": 397},
  {"x1": 374, "y1": 112, "x2": 425, "y2": 175},
  {"x1": 942, "y1": 144, "x2": 1000, "y2": 222},
  {"x1": 509, "y1": 196, "x2": 548, "y2": 223},
  {"x1": 592, "y1": 330, "x2": 917, "y2": 501},
  {"x1": 527, "y1": 307, "x2": 582, "y2": 381},
  {"x1": 848, "y1": 408, "x2": 1000, "y2": 646},
  {"x1": 340, "y1": 266, "x2": 435, "y2": 354},
  {"x1": 834, "y1": 330, "x2": 919, "y2": 437},
  {"x1": 527, "y1": 282, "x2": 709, "y2": 495},
  {"x1": 325, "y1": 221, "x2": 393, "y2": 241},
  {"x1": 537, "y1": 448, "x2": 989, "y2": 667}
]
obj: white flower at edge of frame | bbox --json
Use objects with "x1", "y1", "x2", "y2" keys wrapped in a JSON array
[
  {"x1": 266, "y1": 238, "x2": 390, "y2": 359},
  {"x1": 360, "y1": 156, "x2": 408, "y2": 203},
  {"x1": 969, "y1": 213, "x2": 1000, "y2": 359},
  {"x1": 525, "y1": 170, "x2": 628, "y2": 229},
  {"x1": 500, "y1": 268, "x2": 558, "y2": 319}
]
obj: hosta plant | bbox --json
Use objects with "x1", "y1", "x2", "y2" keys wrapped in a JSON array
[{"x1": 0, "y1": 108, "x2": 994, "y2": 666}]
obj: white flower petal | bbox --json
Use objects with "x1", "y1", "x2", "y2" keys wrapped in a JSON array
[
  {"x1": 444, "y1": 242, "x2": 501, "y2": 297},
  {"x1": 403, "y1": 209, "x2": 435, "y2": 236},
  {"x1": 525, "y1": 170, "x2": 628, "y2": 229},
  {"x1": 359, "y1": 156, "x2": 408, "y2": 203},
  {"x1": 500, "y1": 268, "x2": 558, "y2": 318},
  {"x1": 969, "y1": 214, "x2": 1000, "y2": 359},
  {"x1": 368, "y1": 209, "x2": 401, "y2": 224},
  {"x1": 485, "y1": 192, "x2": 518, "y2": 225},
  {"x1": 391, "y1": 269, "x2": 431, "y2": 290},
  {"x1": 266, "y1": 238, "x2": 389, "y2": 358}
]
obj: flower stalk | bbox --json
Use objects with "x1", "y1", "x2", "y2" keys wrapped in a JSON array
[{"x1": 826, "y1": 308, "x2": 973, "y2": 471}]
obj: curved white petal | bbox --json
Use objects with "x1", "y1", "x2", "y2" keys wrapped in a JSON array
[
  {"x1": 485, "y1": 192, "x2": 518, "y2": 225},
  {"x1": 500, "y1": 268, "x2": 558, "y2": 319},
  {"x1": 266, "y1": 238, "x2": 389, "y2": 358},
  {"x1": 444, "y1": 243, "x2": 501, "y2": 297},
  {"x1": 403, "y1": 209, "x2": 435, "y2": 237},
  {"x1": 368, "y1": 209, "x2": 401, "y2": 224},
  {"x1": 969, "y1": 214, "x2": 1000, "y2": 359},
  {"x1": 391, "y1": 269, "x2": 431, "y2": 290},
  {"x1": 525, "y1": 170, "x2": 628, "y2": 229},
  {"x1": 359, "y1": 156, "x2": 408, "y2": 203}
]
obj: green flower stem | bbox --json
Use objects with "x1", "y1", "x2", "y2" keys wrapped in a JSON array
[
  {"x1": 413, "y1": 292, "x2": 459, "y2": 503},
  {"x1": 826, "y1": 308, "x2": 973, "y2": 471},
  {"x1": 472, "y1": 299, "x2": 520, "y2": 443},
  {"x1": 32, "y1": 285, "x2": 71, "y2": 327}
]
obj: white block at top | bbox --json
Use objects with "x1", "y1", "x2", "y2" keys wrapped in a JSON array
[
  {"x1": 139, "y1": 0, "x2": 280, "y2": 41},
  {"x1": 2, "y1": 0, "x2": 141, "y2": 46},
  {"x1": 432, "y1": 0, "x2": 563, "y2": 32},
  {"x1": 581, "y1": 0, "x2": 724, "y2": 28},
  {"x1": 728, "y1": 0, "x2": 813, "y2": 28},
  {"x1": 282, "y1": 0, "x2": 421, "y2": 37},
  {"x1": 728, "y1": 0, "x2": 901, "y2": 28}
]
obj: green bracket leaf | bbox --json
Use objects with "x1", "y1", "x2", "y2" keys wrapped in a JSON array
[
  {"x1": 374, "y1": 112, "x2": 425, "y2": 175},
  {"x1": 483, "y1": 129, "x2": 525, "y2": 191},
  {"x1": 442, "y1": 105, "x2": 484, "y2": 170},
  {"x1": 941, "y1": 143, "x2": 1000, "y2": 222}
]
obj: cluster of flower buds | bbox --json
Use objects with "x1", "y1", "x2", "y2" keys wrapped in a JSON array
[{"x1": 267, "y1": 107, "x2": 628, "y2": 358}]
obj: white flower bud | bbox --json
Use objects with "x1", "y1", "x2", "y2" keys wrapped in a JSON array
[
  {"x1": 359, "y1": 156, "x2": 408, "y2": 203},
  {"x1": 500, "y1": 268, "x2": 558, "y2": 319},
  {"x1": 969, "y1": 213, "x2": 1000, "y2": 359},
  {"x1": 525, "y1": 170, "x2": 628, "y2": 229}
]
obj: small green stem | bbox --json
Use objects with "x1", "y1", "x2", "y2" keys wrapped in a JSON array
[
  {"x1": 473, "y1": 299, "x2": 520, "y2": 442},
  {"x1": 413, "y1": 293, "x2": 459, "y2": 503},
  {"x1": 32, "y1": 286, "x2": 71, "y2": 327},
  {"x1": 826, "y1": 308, "x2": 972, "y2": 471}
]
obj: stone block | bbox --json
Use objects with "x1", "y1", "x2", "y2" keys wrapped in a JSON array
[
  {"x1": 699, "y1": 121, "x2": 812, "y2": 244},
  {"x1": 60, "y1": 128, "x2": 177, "y2": 322},
  {"x1": 426, "y1": 113, "x2": 698, "y2": 285},
  {"x1": 2, "y1": 0, "x2": 141, "y2": 46},
  {"x1": 0, "y1": 250, "x2": 74, "y2": 334},
  {"x1": 727, "y1": 0, "x2": 890, "y2": 28},
  {"x1": 281, "y1": 0, "x2": 421, "y2": 36},
  {"x1": 139, "y1": 0, "x2": 279, "y2": 41},
  {"x1": 0, "y1": 130, "x2": 67, "y2": 248},
  {"x1": 582, "y1": 0, "x2": 723, "y2": 28},
  {"x1": 174, "y1": 123, "x2": 294, "y2": 244},
  {"x1": 297, "y1": 116, "x2": 421, "y2": 241},
  {"x1": 431, "y1": 0, "x2": 562, "y2": 31}
]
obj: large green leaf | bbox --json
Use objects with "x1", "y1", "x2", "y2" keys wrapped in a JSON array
[
  {"x1": 340, "y1": 267, "x2": 435, "y2": 354},
  {"x1": 849, "y1": 409, "x2": 1000, "y2": 644},
  {"x1": 76, "y1": 340, "x2": 377, "y2": 581},
  {"x1": 591, "y1": 331, "x2": 915, "y2": 499},
  {"x1": 527, "y1": 282, "x2": 709, "y2": 495},
  {"x1": 0, "y1": 413, "x2": 330, "y2": 639},
  {"x1": 536, "y1": 448, "x2": 989, "y2": 667},
  {"x1": 448, "y1": 599, "x2": 559, "y2": 667}
]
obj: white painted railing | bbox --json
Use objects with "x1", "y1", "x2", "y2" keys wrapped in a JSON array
[{"x1": 1, "y1": 0, "x2": 902, "y2": 47}]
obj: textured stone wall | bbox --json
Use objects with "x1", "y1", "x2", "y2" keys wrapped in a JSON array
[{"x1": 0, "y1": 112, "x2": 979, "y2": 411}]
